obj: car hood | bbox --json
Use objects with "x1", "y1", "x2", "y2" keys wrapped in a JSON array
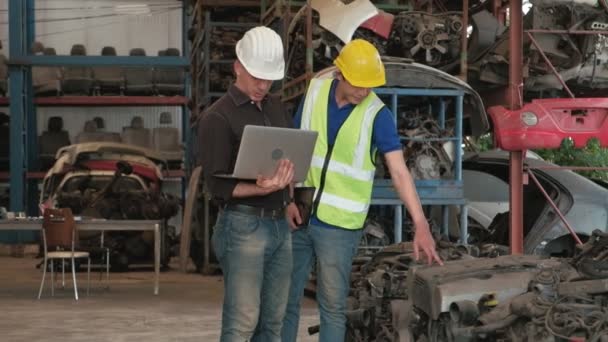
[
  {"x1": 46, "y1": 142, "x2": 165, "y2": 179},
  {"x1": 55, "y1": 142, "x2": 165, "y2": 166},
  {"x1": 315, "y1": 57, "x2": 489, "y2": 137}
]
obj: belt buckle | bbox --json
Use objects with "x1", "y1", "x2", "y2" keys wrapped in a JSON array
[{"x1": 261, "y1": 208, "x2": 279, "y2": 218}]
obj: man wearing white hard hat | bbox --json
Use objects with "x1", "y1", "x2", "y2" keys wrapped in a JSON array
[{"x1": 199, "y1": 26, "x2": 294, "y2": 342}]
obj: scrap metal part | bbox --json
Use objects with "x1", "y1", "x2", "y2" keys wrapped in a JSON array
[
  {"x1": 344, "y1": 233, "x2": 608, "y2": 341},
  {"x1": 469, "y1": 1, "x2": 608, "y2": 95}
]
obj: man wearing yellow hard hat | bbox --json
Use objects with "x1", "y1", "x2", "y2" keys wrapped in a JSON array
[{"x1": 281, "y1": 39, "x2": 442, "y2": 341}]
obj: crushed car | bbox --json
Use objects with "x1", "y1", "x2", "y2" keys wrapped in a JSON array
[
  {"x1": 463, "y1": 150, "x2": 608, "y2": 257},
  {"x1": 40, "y1": 142, "x2": 180, "y2": 270}
]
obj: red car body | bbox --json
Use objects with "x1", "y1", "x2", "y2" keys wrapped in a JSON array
[{"x1": 488, "y1": 98, "x2": 608, "y2": 151}]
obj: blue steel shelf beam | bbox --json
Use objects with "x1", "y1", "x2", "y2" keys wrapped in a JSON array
[
  {"x1": 8, "y1": 0, "x2": 32, "y2": 213},
  {"x1": 25, "y1": 0, "x2": 38, "y2": 216},
  {"x1": 182, "y1": 1, "x2": 192, "y2": 199},
  {"x1": 374, "y1": 88, "x2": 466, "y2": 97},
  {"x1": 5, "y1": 0, "x2": 37, "y2": 243},
  {"x1": 209, "y1": 60, "x2": 235, "y2": 64},
  {"x1": 10, "y1": 56, "x2": 189, "y2": 67}
]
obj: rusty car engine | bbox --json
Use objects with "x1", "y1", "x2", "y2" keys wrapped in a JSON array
[
  {"x1": 388, "y1": 11, "x2": 463, "y2": 67},
  {"x1": 398, "y1": 111, "x2": 453, "y2": 181},
  {"x1": 343, "y1": 231, "x2": 608, "y2": 341}
]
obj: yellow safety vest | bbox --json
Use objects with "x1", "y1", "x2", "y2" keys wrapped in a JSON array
[{"x1": 302, "y1": 78, "x2": 385, "y2": 229}]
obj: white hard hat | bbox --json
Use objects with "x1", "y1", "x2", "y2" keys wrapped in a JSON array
[{"x1": 236, "y1": 26, "x2": 285, "y2": 80}]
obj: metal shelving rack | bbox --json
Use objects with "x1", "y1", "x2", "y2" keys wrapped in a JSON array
[
  {"x1": 2, "y1": 0, "x2": 191, "y2": 242},
  {"x1": 202, "y1": 12, "x2": 257, "y2": 105},
  {"x1": 189, "y1": 4, "x2": 259, "y2": 114},
  {"x1": 187, "y1": 1, "x2": 262, "y2": 274},
  {"x1": 371, "y1": 87, "x2": 468, "y2": 244}
]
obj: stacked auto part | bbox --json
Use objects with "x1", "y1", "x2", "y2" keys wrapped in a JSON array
[
  {"x1": 285, "y1": 7, "x2": 464, "y2": 80},
  {"x1": 467, "y1": 0, "x2": 608, "y2": 97},
  {"x1": 41, "y1": 144, "x2": 181, "y2": 270}
]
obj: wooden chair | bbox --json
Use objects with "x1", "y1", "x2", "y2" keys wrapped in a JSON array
[{"x1": 38, "y1": 208, "x2": 90, "y2": 300}]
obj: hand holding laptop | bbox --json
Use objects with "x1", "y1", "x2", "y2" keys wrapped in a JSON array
[
  {"x1": 256, "y1": 159, "x2": 295, "y2": 193},
  {"x1": 214, "y1": 126, "x2": 318, "y2": 182}
]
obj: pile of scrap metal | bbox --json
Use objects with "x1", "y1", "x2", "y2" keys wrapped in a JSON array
[
  {"x1": 40, "y1": 143, "x2": 180, "y2": 269},
  {"x1": 286, "y1": 0, "x2": 608, "y2": 98},
  {"x1": 286, "y1": 1, "x2": 465, "y2": 80},
  {"x1": 339, "y1": 230, "x2": 608, "y2": 341},
  {"x1": 469, "y1": 0, "x2": 608, "y2": 97}
]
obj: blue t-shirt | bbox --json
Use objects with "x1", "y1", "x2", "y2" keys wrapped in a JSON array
[{"x1": 293, "y1": 79, "x2": 401, "y2": 230}]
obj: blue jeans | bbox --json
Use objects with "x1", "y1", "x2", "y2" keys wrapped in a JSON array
[
  {"x1": 281, "y1": 224, "x2": 363, "y2": 342},
  {"x1": 212, "y1": 209, "x2": 293, "y2": 342}
]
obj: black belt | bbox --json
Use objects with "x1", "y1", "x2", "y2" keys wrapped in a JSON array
[{"x1": 223, "y1": 204, "x2": 285, "y2": 219}]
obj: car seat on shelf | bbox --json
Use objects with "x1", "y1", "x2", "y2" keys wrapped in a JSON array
[
  {"x1": 122, "y1": 116, "x2": 152, "y2": 148},
  {"x1": 33, "y1": 45, "x2": 62, "y2": 96},
  {"x1": 152, "y1": 112, "x2": 183, "y2": 169},
  {"x1": 154, "y1": 48, "x2": 184, "y2": 96},
  {"x1": 125, "y1": 48, "x2": 154, "y2": 95},
  {"x1": 39, "y1": 116, "x2": 71, "y2": 170},
  {"x1": 62, "y1": 44, "x2": 94, "y2": 95},
  {"x1": 93, "y1": 46, "x2": 125, "y2": 95}
]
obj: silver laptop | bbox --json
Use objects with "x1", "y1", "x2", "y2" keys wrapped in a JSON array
[{"x1": 215, "y1": 125, "x2": 318, "y2": 182}]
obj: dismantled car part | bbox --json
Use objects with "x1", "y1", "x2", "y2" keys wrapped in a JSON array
[
  {"x1": 469, "y1": 0, "x2": 608, "y2": 96},
  {"x1": 40, "y1": 142, "x2": 180, "y2": 270},
  {"x1": 401, "y1": 115, "x2": 454, "y2": 180},
  {"x1": 389, "y1": 11, "x2": 463, "y2": 66},
  {"x1": 310, "y1": 0, "x2": 378, "y2": 43},
  {"x1": 342, "y1": 234, "x2": 608, "y2": 341},
  {"x1": 488, "y1": 97, "x2": 608, "y2": 151},
  {"x1": 286, "y1": 9, "x2": 464, "y2": 79}
]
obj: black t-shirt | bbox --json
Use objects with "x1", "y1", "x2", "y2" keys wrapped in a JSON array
[{"x1": 197, "y1": 84, "x2": 292, "y2": 209}]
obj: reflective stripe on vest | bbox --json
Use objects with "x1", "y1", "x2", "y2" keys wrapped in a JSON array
[{"x1": 302, "y1": 78, "x2": 384, "y2": 229}]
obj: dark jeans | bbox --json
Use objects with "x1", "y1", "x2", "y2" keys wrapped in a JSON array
[
  {"x1": 212, "y1": 209, "x2": 292, "y2": 342},
  {"x1": 282, "y1": 224, "x2": 363, "y2": 342}
]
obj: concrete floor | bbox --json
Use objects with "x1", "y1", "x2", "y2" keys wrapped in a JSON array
[{"x1": 0, "y1": 256, "x2": 319, "y2": 342}]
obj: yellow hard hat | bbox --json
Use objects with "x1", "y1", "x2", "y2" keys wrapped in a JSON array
[{"x1": 334, "y1": 39, "x2": 386, "y2": 88}]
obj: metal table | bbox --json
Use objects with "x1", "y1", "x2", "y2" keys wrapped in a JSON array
[{"x1": 0, "y1": 219, "x2": 161, "y2": 295}]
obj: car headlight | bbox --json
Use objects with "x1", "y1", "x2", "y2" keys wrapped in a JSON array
[{"x1": 521, "y1": 111, "x2": 538, "y2": 126}]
